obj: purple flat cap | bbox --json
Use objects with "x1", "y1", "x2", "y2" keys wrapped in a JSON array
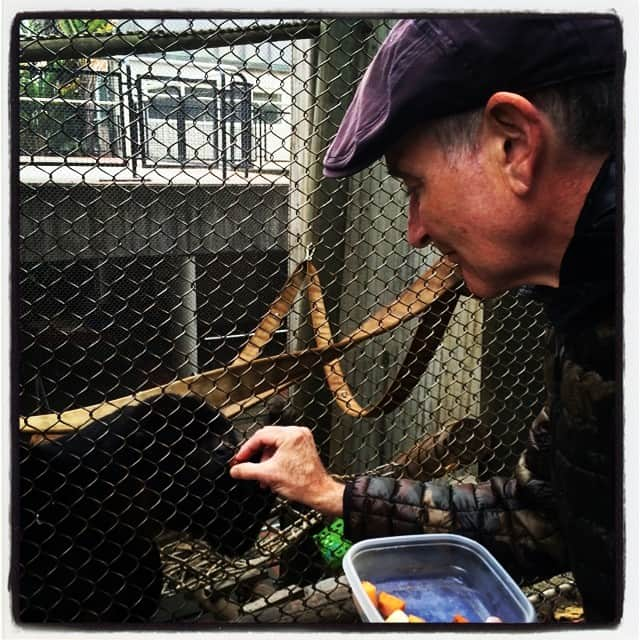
[{"x1": 323, "y1": 15, "x2": 620, "y2": 178}]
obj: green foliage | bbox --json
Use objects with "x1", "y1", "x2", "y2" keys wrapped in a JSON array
[
  {"x1": 20, "y1": 17, "x2": 115, "y2": 38},
  {"x1": 55, "y1": 18, "x2": 115, "y2": 37},
  {"x1": 19, "y1": 18, "x2": 115, "y2": 99},
  {"x1": 19, "y1": 18, "x2": 118, "y2": 157}
]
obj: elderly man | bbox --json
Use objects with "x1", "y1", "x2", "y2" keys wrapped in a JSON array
[{"x1": 231, "y1": 15, "x2": 621, "y2": 623}]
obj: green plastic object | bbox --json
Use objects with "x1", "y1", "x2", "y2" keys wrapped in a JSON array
[{"x1": 313, "y1": 518, "x2": 353, "y2": 569}]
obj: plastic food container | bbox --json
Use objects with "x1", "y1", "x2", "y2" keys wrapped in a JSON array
[{"x1": 342, "y1": 533, "x2": 536, "y2": 623}]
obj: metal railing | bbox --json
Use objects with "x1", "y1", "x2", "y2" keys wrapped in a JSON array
[{"x1": 19, "y1": 66, "x2": 283, "y2": 174}]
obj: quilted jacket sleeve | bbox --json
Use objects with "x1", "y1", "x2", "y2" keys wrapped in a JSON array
[{"x1": 343, "y1": 410, "x2": 569, "y2": 584}]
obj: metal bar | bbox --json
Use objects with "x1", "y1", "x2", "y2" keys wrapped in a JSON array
[
  {"x1": 134, "y1": 73, "x2": 145, "y2": 171},
  {"x1": 221, "y1": 74, "x2": 227, "y2": 181},
  {"x1": 177, "y1": 94, "x2": 187, "y2": 162},
  {"x1": 19, "y1": 20, "x2": 322, "y2": 63},
  {"x1": 125, "y1": 65, "x2": 138, "y2": 175},
  {"x1": 204, "y1": 329, "x2": 287, "y2": 342}
]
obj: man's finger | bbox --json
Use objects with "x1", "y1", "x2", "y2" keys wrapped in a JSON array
[
  {"x1": 260, "y1": 445, "x2": 276, "y2": 464},
  {"x1": 231, "y1": 427, "x2": 283, "y2": 464},
  {"x1": 229, "y1": 460, "x2": 271, "y2": 485}
]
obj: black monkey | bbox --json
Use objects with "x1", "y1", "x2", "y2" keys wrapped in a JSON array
[{"x1": 17, "y1": 394, "x2": 273, "y2": 623}]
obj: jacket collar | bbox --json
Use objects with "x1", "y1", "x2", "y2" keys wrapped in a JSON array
[
  {"x1": 559, "y1": 155, "x2": 616, "y2": 287},
  {"x1": 529, "y1": 155, "x2": 617, "y2": 329}
]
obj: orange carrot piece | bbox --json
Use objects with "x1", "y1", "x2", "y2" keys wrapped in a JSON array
[
  {"x1": 408, "y1": 614, "x2": 427, "y2": 622},
  {"x1": 452, "y1": 613, "x2": 470, "y2": 623},
  {"x1": 378, "y1": 591, "x2": 406, "y2": 618},
  {"x1": 361, "y1": 581, "x2": 378, "y2": 608}
]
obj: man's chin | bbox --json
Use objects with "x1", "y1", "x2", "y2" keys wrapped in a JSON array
[{"x1": 460, "y1": 273, "x2": 508, "y2": 300}]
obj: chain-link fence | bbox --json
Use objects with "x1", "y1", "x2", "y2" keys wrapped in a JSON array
[{"x1": 12, "y1": 15, "x2": 579, "y2": 625}]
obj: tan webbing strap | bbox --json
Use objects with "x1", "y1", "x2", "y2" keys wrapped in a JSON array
[
  {"x1": 306, "y1": 259, "x2": 460, "y2": 417},
  {"x1": 19, "y1": 257, "x2": 460, "y2": 434}
]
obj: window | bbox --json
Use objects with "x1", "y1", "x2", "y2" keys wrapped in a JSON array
[{"x1": 221, "y1": 80, "x2": 253, "y2": 168}]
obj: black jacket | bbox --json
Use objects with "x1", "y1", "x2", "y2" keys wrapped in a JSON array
[
  {"x1": 343, "y1": 157, "x2": 619, "y2": 622},
  {"x1": 539, "y1": 156, "x2": 619, "y2": 622}
]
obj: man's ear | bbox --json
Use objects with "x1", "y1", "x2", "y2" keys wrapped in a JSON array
[{"x1": 483, "y1": 92, "x2": 545, "y2": 196}]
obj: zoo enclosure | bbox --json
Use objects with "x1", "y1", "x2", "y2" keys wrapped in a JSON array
[{"x1": 15, "y1": 16, "x2": 573, "y2": 623}]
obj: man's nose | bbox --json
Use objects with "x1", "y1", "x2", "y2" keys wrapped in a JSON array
[
  {"x1": 407, "y1": 202, "x2": 430, "y2": 248},
  {"x1": 407, "y1": 220, "x2": 430, "y2": 248}
]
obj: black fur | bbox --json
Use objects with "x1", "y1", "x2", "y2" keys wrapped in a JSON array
[{"x1": 17, "y1": 394, "x2": 273, "y2": 623}]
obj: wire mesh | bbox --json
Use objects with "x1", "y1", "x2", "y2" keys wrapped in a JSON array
[{"x1": 13, "y1": 15, "x2": 574, "y2": 625}]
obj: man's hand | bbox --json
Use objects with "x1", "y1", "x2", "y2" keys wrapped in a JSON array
[{"x1": 229, "y1": 426, "x2": 345, "y2": 517}]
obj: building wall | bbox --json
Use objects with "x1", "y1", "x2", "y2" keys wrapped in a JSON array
[{"x1": 18, "y1": 182, "x2": 289, "y2": 415}]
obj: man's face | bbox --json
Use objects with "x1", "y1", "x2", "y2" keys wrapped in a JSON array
[{"x1": 385, "y1": 126, "x2": 538, "y2": 299}]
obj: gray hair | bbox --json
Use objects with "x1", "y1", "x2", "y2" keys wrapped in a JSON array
[{"x1": 429, "y1": 74, "x2": 616, "y2": 156}]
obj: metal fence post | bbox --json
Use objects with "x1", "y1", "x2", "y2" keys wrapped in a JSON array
[{"x1": 287, "y1": 18, "x2": 376, "y2": 461}]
